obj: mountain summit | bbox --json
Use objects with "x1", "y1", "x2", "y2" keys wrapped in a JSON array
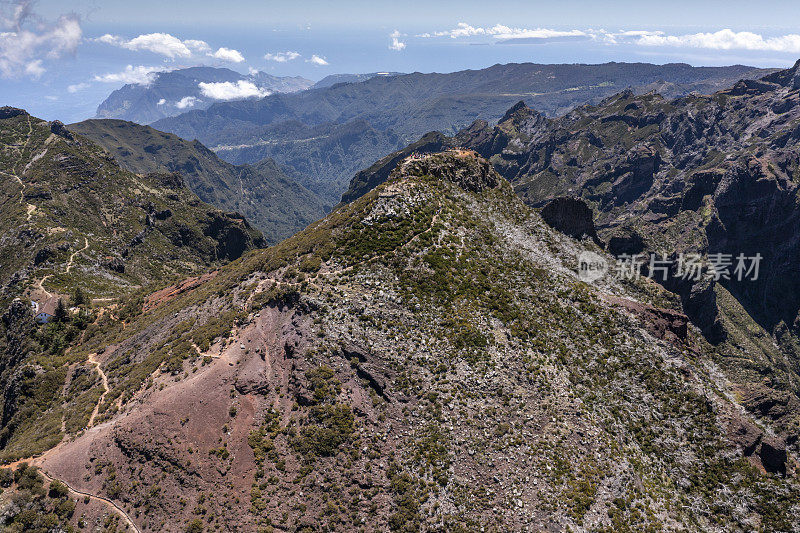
[
  {"x1": 5, "y1": 148, "x2": 795, "y2": 531},
  {"x1": 344, "y1": 59, "x2": 800, "y2": 464}
]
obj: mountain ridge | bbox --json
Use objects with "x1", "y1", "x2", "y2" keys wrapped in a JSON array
[
  {"x1": 96, "y1": 66, "x2": 314, "y2": 125},
  {"x1": 13, "y1": 149, "x2": 799, "y2": 531},
  {"x1": 67, "y1": 118, "x2": 326, "y2": 242},
  {"x1": 342, "y1": 59, "x2": 800, "y2": 448},
  {"x1": 151, "y1": 61, "x2": 777, "y2": 205}
]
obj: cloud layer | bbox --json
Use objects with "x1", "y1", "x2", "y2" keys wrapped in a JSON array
[
  {"x1": 198, "y1": 80, "x2": 271, "y2": 100},
  {"x1": 420, "y1": 22, "x2": 800, "y2": 54},
  {"x1": 96, "y1": 32, "x2": 246, "y2": 62},
  {"x1": 93, "y1": 65, "x2": 167, "y2": 85},
  {"x1": 0, "y1": 0, "x2": 82, "y2": 78},
  {"x1": 264, "y1": 51, "x2": 300, "y2": 62}
]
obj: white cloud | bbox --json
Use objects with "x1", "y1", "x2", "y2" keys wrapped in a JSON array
[
  {"x1": 389, "y1": 30, "x2": 406, "y2": 51},
  {"x1": 634, "y1": 29, "x2": 800, "y2": 53},
  {"x1": 106, "y1": 32, "x2": 198, "y2": 58},
  {"x1": 95, "y1": 32, "x2": 245, "y2": 62},
  {"x1": 93, "y1": 65, "x2": 166, "y2": 85},
  {"x1": 24, "y1": 59, "x2": 44, "y2": 78},
  {"x1": 420, "y1": 23, "x2": 800, "y2": 54},
  {"x1": 0, "y1": 1, "x2": 82, "y2": 78},
  {"x1": 422, "y1": 23, "x2": 588, "y2": 41},
  {"x1": 306, "y1": 54, "x2": 328, "y2": 66},
  {"x1": 211, "y1": 47, "x2": 245, "y2": 63},
  {"x1": 176, "y1": 96, "x2": 198, "y2": 109},
  {"x1": 184, "y1": 39, "x2": 211, "y2": 54},
  {"x1": 264, "y1": 51, "x2": 300, "y2": 62},
  {"x1": 157, "y1": 98, "x2": 166, "y2": 105},
  {"x1": 95, "y1": 33, "x2": 123, "y2": 46},
  {"x1": 67, "y1": 82, "x2": 90, "y2": 93},
  {"x1": 198, "y1": 80, "x2": 270, "y2": 100}
]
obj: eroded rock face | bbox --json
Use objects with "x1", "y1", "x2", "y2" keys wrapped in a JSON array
[
  {"x1": 395, "y1": 150, "x2": 501, "y2": 192},
  {"x1": 49, "y1": 120, "x2": 74, "y2": 140},
  {"x1": 540, "y1": 197, "x2": 600, "y2": 244},
  {"x1": 0, "y1": 107, "x2": 28, "y2": 120},
  {"x1": 602, "y1": 295, "x2": 689, "y2": 343},
  {"x1": 760, "y1": 438, "x2": 788, "y2": 474}
]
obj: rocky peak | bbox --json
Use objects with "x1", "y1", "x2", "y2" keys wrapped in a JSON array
[
  {"x1": 762, "y1": 58, "x2": 800, "y2": 89},
  {"x1": 49, "y1": 120, "x2": 74, "y2": 140},
  {"x1": 0, "y1": 106, "x2": 28, "y2": 120},
  {"x1": 500, "y1": 100, "x2": 531, "y2": 122},
  {"x1": 393, "y1": 150, "x2": 501, "y2": 192}
]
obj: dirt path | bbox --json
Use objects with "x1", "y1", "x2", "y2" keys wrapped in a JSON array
[
  {"x1": 87, "y1": 353, "x2": 110, "y2": 428},
  {"x1": 37, "y1": 468, "x2": 140, "y2": 533},
  {"x1": 66, "y1": 237, "x2": 89, "y2": 274},
  {"x1": 0, "y1": 169, "x2": 36, "y2": 220},
  {"x1": 3, "y1": 350, "x2": 138, "y2": 531},
  {"x1": 32, "y1": 234, "x2": 88, "y2": 299},
  {"x1": 35, "y1": 274, "x2": 54, "y2": 299}
]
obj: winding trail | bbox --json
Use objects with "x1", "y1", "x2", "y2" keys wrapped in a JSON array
[
  {"x1": 87, "y1": 352, "x2": 110, "y2": 428},
  {"x1": 66, "y1": 237, "x2": 89, "y2": 274},
  {"x1": 1, "y1": 114, "x2": 138, "y2": 531},
  {"x1": 4, "y1": 352, "x2": 136, "y2": 531},
  {"x1": 37, "y1": 468, "x2": 140, "y2": 533},
  {"x1": 0, "y1": 169, "x2": 35, "y2": 221},
  {"x1": 35, "y1": 274, "x2": 54, "y2": 299}
]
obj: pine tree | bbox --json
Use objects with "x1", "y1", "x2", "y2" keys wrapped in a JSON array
[
  {"x1": 73, "y1": 287, "x2": 86, "y2": 307},
  {"x1": 53, "y1": 299, "x2": 67, "y2": 323}
]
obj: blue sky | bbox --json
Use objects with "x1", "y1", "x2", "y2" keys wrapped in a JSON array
[{"x1": 3, "y1": 0, "x2": 800, "y2": 122}]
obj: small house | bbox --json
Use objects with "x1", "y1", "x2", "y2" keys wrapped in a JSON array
[{"x1": 35, "y1": 297, "x2": 60, "y2": 324}]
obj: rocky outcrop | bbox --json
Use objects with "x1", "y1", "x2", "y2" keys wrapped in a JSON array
[
  {"x1": 0, "y1": 107, "x2": 28, "y2": 120},
  {"x1": 726, "y1": 414, "x2": 788, "y2": 474},
  {"x1": 202, "y1": 211, "x2": 266, "y2": 261},
  {"x1": 396, "y1": 150, "x2": 500, "y2": 192},
  {"x1": 540, "y1": 197, "x2": 601, "y2": 244},
  {"x1": 49, "y1": 120, "x2": 74, "y2": 140},
  {"x1": 341, "y1": 131, "x2": 451, "y2": 204},
  {"x1": 602, "y1": 295, "x2": 689, "y2": 343},
  {"x1": 760, "y1": 438, "x2": 788, "y2": 475}
]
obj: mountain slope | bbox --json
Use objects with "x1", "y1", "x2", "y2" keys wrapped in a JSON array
[
  {"x1": 68, "y1": 118, "x2": 327, "y2": 241},
  {"x1": 347, "y1": 60, "x2": 800, "y2": 445},
  {"x1": 0, "y1": 107, "x2": 265, "y2": 304},
  {"x1": 0, "y1": 106, "x2": 266, "y2": 491},
  {"x1": 96, "y1": 66, "x2": 313, "y2": 125},
  {"x1": 152, "y1": 61, "x2": 775, "y2": 203},
  {"x1": 10, "y1": 150, "x2": 798, "y2": 532}
]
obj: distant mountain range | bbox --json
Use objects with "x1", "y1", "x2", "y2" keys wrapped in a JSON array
[
  {"x1": 68, "y1": 119, "x2": 326, "y2": 243},
  {"x1": 151, "y1": 62, "x2": 777, "y2": 205},
  {"x1": 95, "y1": 66, "x2": 313, "y2": 125},
  {"x1": 310, "y1": 71, "x2": 403, "y2": 89}
]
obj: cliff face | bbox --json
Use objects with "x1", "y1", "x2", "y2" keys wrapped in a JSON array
[
  {"x1": 18, "y1": 152, "x2": 799, "y2": 531},
  {"x1": 341, "y1": 62, "x2": 800, "y2": 457}
]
